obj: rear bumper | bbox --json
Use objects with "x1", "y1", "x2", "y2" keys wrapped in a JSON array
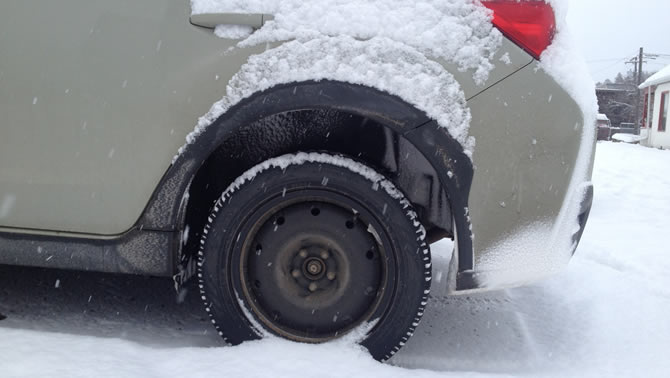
[
  {"x1": 449, "y1": 61, "x2": 596, "y2": 294},
  {"x1": 453, "y1": 183, "x2": 593, "y2": 293},
  {"x1": 572, "y1": 184, "x2": 593, "y2": 253}
]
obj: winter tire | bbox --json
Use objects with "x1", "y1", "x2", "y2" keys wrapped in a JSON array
[{"x1": 198, "y1": 152, "x2": 431, "y2": 361}]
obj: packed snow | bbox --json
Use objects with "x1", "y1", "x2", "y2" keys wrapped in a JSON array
[
  {"x1": 190, "y1": 0, "x2": 502, "y2": 82},
  {"x1": 611, "y1": 133, "x2": 646, "y2": 144},
  {"x1": 2, "y1": 142, "x2": 669, "y2": 377},
  {"x1": 214, "y1": 24, "x2": 254, "y2": 40}
]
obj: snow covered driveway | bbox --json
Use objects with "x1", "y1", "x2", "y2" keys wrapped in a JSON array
[{"x1": 1, "y1": 142, "x2": 669, "y2": 377}]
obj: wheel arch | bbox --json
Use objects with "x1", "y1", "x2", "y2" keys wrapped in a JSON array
[{"x1": 138, "y1": 81, "x2": 474, "y2": 288}]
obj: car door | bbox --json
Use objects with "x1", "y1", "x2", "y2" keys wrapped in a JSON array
[{"x1": 0, "y1": 0, "x2": 255, "y2": 235}]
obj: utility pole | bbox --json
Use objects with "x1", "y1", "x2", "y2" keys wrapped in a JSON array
[
  {"x1": 635, "y1": 47, "x2": 643, "y2": 135},
  {"x1": 625, "y1": 48, "x2": 658, "y2": 133},
  {"x1": 627, "y1": 48, "x2": 646, "y2": 135}
]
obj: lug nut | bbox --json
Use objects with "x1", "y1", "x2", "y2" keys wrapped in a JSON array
[
  {"x1": 299, "y1": 249, "x2": 308, "y2": 258},
  {"x1": 320, "y1": 250, "x2": 329, "y2": 259},
  {"x1": 309, "y1": 283, "x2": 318, "y2": 292},
  {"x1": 327, "y1": 271, "x2": 336, "y2": 280},
  {"x1": 291, "y1": 269, "x2": 301, "y2": 278}
]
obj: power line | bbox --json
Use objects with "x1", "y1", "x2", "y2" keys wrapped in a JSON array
[
  {"x1": 592, "y1": 56, "x2": 631, "y2": 76},
  {"x1": 591, "y1": 50, "x2": 641, "y2": 76},
  {"x1": 588, "y1": 56, "x2": 634, "y2": 63}
]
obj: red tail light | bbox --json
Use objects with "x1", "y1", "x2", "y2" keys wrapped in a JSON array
[{"x1": 482, "y1": 0, "x2": 556, "y2": 60}]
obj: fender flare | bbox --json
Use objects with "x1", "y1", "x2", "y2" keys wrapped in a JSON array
[{"x1": 139, "y1": 80, "x2": 475, "y2": 288}]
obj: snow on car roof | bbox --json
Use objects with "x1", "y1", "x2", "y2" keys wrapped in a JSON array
[
  {"x1": 597, "y1": 113, "x2": 609, "y2": 121},
  {"x1": 639, "y1": 64, "x2": 670, "y2": 89}
]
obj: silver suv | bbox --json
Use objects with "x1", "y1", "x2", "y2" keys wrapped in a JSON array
[{"x1": 0, "y1": 0, "x2": 595, "y2": 360}]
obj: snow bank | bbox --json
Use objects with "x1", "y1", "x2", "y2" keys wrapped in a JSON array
[
  {"x1": 611, "y1": 133, "x2": 645, "y2": 144},
  {"x1": 0, "y1": 328, "x2": 446, "y2": 378}
]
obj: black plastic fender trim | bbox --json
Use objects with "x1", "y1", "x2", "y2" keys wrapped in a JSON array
[
  {"x1": 145, "y1": 80, "x2": 475, "y2": 280},
  {"x1": 137, "y1": 81, "x2": 434, "y2": 232},
  {"x1": 403, "y1": 122, "x2": 475, "y2": 287}
]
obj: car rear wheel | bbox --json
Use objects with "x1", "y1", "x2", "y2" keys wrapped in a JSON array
[{"x1": 197, "y1": 153, "x2": 431, "y2": 361}]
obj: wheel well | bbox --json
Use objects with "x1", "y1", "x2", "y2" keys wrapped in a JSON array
[{"x1": 181, "y1": 109, "x2": 453, "y2": 264}]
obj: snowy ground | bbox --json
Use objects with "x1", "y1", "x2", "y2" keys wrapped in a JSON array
[{"x1": 1, "y1": 142, "x2": 669, "y2": 377}]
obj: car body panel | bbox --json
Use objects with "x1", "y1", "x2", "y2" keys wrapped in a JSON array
[
  {"x1": 447, "y1": 39, "x2": 533, "y2": 101},
  {"x1": 0, "y1": 1, "x2": 530, "y2": 236},
  {"x1": 0, "y1": 0, "x2": 263, "y2": 235},
  {"x1": 0, "y1": 2, "x2": 596, "y2": 294},
  {"x1": 467, "y1": 61, "x2": 586, "y2": 271}
]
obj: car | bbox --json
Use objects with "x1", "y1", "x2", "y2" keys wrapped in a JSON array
[
  {"x1": 0, "y1": 0, "x2": 595, "y2": 360},
  {"x1": 597, "y1": 113, "x2": 612, "y2": 141}
]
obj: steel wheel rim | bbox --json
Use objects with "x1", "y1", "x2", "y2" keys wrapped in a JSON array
[{"x1": 236, "y1": 188, "x2": 390, "y2": 342}]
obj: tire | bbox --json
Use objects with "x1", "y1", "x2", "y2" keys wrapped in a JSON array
[{"x1": 197, "y1": 152, "x2": 431, "y2": 361}]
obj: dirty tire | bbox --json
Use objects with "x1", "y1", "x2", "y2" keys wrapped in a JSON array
[{"x1": 198, "y1": 153, "x2": 431, "y2": 361}]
